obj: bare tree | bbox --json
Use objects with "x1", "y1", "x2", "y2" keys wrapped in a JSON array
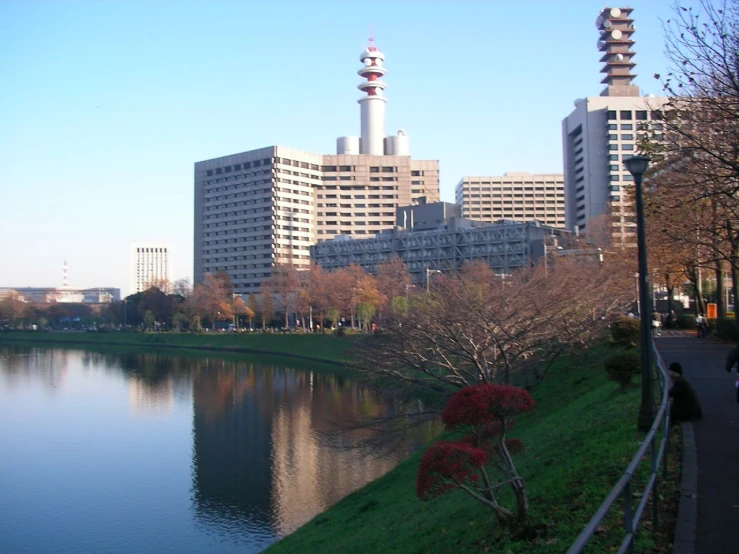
[
  {"x1": 354, "y1": 257, "x2": 631, "y2": 398},
  {"x1": 261, "y1": 263, "x2": 300, "y2": 327}
]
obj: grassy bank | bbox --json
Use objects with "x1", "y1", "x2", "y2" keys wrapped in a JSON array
[
  {"x1": 267, "y1": 349, "x2": 677, "y2": 553},
  {"x1": 0, "y1": 330, "x2": 364, "y2": 366}
]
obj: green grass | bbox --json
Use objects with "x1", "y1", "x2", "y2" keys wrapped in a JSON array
[
  {"x1": 267, "y1": 348, "x2": 663, "y2": 554},
  {"x1": 0, "y1": 330, "x2": 363, "y2": 365}
]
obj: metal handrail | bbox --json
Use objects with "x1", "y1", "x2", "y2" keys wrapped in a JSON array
[{"x1": 566, "y1": 340, "x2": 670, "y2": 553}]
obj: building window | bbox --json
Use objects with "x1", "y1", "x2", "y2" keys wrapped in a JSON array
[
  {"x1": 620, "y1": 124, "x2": 633, "y2": 130},
  {"x1": 607, "y1": 110, "x2": 617, "y2": 120},
  {"x1": 339, "y1": 165, "x2": 352, "y2": 171},
  {"x1": 608, "y1": 124, "x2": 618, "y2": 130},
  {"x1": 610, "y1": 175, "x2": 620, "y2": 181},
  {"x1": 620, "y1": 110, "x2": 633, "y2": 120},
  {"x1": 622, "y1": 144, "x2": 635, "y2": 151},
  {"x1": 369, "y1": 167, "x2": 380, "y2": 173},
  {"x1": 207, "y1": 170, "x2": 213, "y2": 176},
  {"x1": 381, "y1": 166, "x2": 394, "y2": 172},
  {"x1": 621, "y1": 134, "x2": 634, "y2": 140},
  {"x1": 636, "y1": 110, "x2": 648, "y2": 120}
]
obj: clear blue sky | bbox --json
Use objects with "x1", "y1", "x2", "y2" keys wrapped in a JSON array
[{"x1": 0, "y1": 0, "x2": 688, "y2": 295}]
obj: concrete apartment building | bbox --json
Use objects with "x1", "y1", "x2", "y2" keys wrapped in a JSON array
[
  {"x1": 130, "y1": 242, "x2": 172, "y2": 294},
  {"x1": 194, "y1": 39, "x2": 439, "y2": 293},
  {"x1": 455, "y1": 173, "x2": 565, "y2": 228},
  {"x1": 562, "y1": 6, "x2": 667, "y2": 243}
]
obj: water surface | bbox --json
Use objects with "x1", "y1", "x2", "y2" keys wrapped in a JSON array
[{"x1": 0, "y1": 346, "x2": 429, "y2": 553}]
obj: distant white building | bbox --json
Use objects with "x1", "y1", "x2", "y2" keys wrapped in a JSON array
[{"x1": 130, "y1": 243, "x2": 172, "y2": 294}]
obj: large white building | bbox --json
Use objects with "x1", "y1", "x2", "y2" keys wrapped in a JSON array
[
  {"x1": 455, "y1": 173, "x2": 565, "y2": 228},
  {"x1": 194, "y1": 38, "x2": 440, "y2": 294},
  {"x1": 130, "y1": 242, "x2": 172, "y2": 294},
  {"x1": 562, "y1": 7, "x2": 667, "y2": 242}
]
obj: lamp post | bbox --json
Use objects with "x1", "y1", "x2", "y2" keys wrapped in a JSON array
[{"x1": 624, "y1": 155, "x2": 653, "y2": 431}]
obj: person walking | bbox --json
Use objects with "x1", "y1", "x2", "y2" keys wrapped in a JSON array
[
  {"x1": 696, "y1": 313, "x2": 704, "y2": 338},
  {"x1": 652, "y1": 311, "x2": 662, "y2": 336}
]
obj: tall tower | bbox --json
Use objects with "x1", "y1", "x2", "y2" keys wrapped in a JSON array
[
  {"x1": 62, "y1": 260, "x2": 69, "y2": 288},
  {"x1": 357, "y1": 36, "x2": 387, "y2": 155},
  {"x1": 597, "y1": 7, "x2": 639, "y2": 97}
]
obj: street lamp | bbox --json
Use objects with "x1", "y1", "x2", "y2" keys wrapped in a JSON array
[{"x1": 624, "y1": 155, "x2": 653, "y2": 431}]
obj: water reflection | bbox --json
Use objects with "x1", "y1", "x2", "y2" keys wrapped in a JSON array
[{"x1": 0, "y1": 346, "x2": 439, "y2": 553}]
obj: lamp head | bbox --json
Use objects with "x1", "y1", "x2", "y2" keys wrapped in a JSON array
[{"x1": 623, "y1": 155, "x2": 651, "y2": 177}]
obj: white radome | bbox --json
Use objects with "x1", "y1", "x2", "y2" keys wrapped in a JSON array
[
  {"x1": 611, "y1": 29, "x2": 623, "y2": 40},
  {"x1": 610, "y1": 7, "x2": 621, "y2": 18}
]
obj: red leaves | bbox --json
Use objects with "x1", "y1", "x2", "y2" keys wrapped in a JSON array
[
  {"x1": 416, "y1": 441, "x2": 487, "y2": 500},
  {"x1": 442, "y1": 383, "x2": 535, "y2": 427},
  {"x1": 416, "y1": 382, "x2": 533, "y2": 512}
]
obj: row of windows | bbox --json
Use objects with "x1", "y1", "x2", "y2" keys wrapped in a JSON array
[
  {"x1": 465, "y1": 200, "x2": 565, "y2": 205},
  {"x1": 462, "y1": 181, "x2": 562, "y2": 186},
  {"x1": 317, "y1": 203, "x2": 396, "y2": 208},
  {"x1": 205, "y1": 170, "x2": 272, "y2": 186},
  {"x1": 462, "y1": 186, "x2": 560, "y2": 192},
  {"x1": 463, "y1": 192, "x2": 561, "y2": 197},
  {"x1": 318, "y1": 212, "x2": 394, "y2": 217},
  {"x1": 135, "y1": 248, "x2": 167, "y2": 253},
  {"x1": 206, "y1": 158, "x2": 272, "y2": 176},
  {"x1": 321, "y1": 184, "x2": 398, "y2": 191},
  {"x1": 606, "y1": 110, "x2": 650, "y2": 121},
  {"x1": 323, "y1": 220, "x2": 394, "y2": 226}
]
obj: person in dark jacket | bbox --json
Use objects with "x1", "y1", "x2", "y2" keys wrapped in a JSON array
[
  {"x1": 724, "y1": 346, "x2": 739, "y2": 403},
  {"x1": 669, "y1": 362, "x2": 703, "y2": 422}
]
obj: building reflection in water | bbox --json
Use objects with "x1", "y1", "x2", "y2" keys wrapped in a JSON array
[
  {"x1": 0, "y1": 346, "x2": 438, "y2": 546},
  {"x1": 190, "y1": 359, "x2": 437, "y2": 540},
  {"x1": 0, "y1": 346, "x2": 69, "y2": 391}
]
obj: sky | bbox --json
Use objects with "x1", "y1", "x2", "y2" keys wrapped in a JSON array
[{"x1": 0, "y1": 0, "x2": 693, "y2": 296}]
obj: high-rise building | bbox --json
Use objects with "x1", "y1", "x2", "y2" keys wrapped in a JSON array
[
  {"x1": 455, "y1": 173, "x2": 565, "y2": 228},
  {"x1": 194, "y1": 38, "x2": 440, "y2": 294},
  {"x1": 130, "y1": 242, "x2": 172, "y2": 294},
  {"x1": 562, "y1": 7, "x2": 667, "y2": 242}
]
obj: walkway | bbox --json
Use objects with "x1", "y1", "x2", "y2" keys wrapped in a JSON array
[{"x1": 654, "y1": 332, "x2": 739, "y2": 554}]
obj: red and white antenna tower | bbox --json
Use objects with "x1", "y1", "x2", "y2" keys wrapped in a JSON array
[{"x1": 357, "y1": 30, "x2": 387, "y2": 155}]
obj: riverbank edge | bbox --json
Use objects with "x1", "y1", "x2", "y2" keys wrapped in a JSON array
[{"x1": 0, "y1": 332, "x2": 358, "y2": 368}]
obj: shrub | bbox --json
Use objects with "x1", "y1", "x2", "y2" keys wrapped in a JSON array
[
  {"x1": 610, "y1": 317, "x2": 640, "y2": 348},
  {"x1": 716, "y1": 317, "x2": 739, "y2": 342},
  {"x1": 676, "y1": 314, "x2": 695, "y2": 330},
  {"x1": 604, "y1": 350, "x2": 641, "y2": 388}
]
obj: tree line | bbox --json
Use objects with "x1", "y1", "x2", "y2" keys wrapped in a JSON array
[{"x1": 639, "y1": 0, "x2": 739, "y2": 325}]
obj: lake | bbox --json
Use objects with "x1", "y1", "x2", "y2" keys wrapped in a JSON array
[{"x1": 0, "y1": 346, "x2": 432, "y2": 553}]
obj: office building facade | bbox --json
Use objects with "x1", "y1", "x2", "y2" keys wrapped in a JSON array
[
  {"x1": 561, "y1": 7, "x2": 667, "y2": 242},
  {"x1": 311, "y1": 202, "x2": 571, "y2": 281},
  {"x1": 194, "y1": 39, "x2": 439, "y2": 293},
  {"x1": 455, "y1": 173, "x2": 565, "y2": 228}
]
